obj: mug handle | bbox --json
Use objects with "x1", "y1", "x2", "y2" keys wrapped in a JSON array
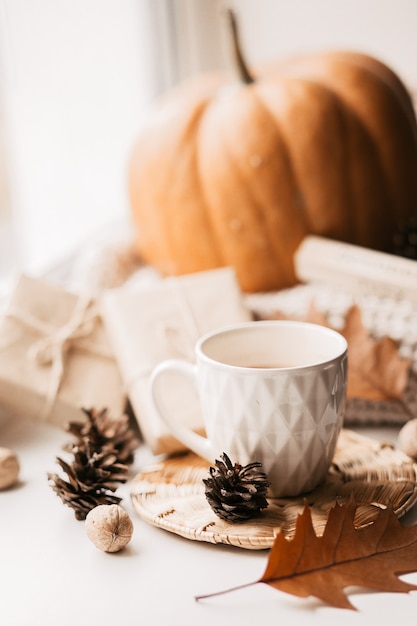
[{"x1": 149, "y1": 359, "x2": 213, "y2": 461}]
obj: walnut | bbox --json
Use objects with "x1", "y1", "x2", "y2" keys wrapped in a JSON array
[
  {"x1": 85, "y1": 504, "x2": 133, "y2": 552},
  {"x1": 397, "y1": 418, "x2": 417, "y2": 460},
  {"x1": 0, "y1": 447, "x2": 20, "y2": 490}
]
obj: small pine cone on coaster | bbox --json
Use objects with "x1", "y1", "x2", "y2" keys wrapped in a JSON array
[{"x1": 203, "y1": 453, "x2": 270, "y2": 523}]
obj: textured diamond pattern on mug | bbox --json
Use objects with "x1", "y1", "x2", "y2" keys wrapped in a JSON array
[{"x1": 202, "y1": 361, "x2": 345, "y2": 496}]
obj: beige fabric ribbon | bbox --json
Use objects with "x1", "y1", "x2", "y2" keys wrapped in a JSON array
[{"x1": 5, "y1": 294, "x2": 111, "y2": 420}]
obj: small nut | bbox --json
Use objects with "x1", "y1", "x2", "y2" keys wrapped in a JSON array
[
  {"x1": 397, "y1": 418, "x2": 417, "y2": 459},
  {"x1": 0, "y1": 447, "x2": 20, "y2": 490},
  {"x1": 85, "y1": 504, "x2": 133, "y2": 552}
]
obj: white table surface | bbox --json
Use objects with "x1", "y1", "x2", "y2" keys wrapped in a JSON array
[{"x1": 2, "y1": 413, "x2": 417, "y2": 626}]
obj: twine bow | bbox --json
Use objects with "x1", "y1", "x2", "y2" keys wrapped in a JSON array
[{"x1": 6, "y1": 294, "x2": 108, "y2": 420}]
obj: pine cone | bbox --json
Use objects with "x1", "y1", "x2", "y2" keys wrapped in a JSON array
[
  {"x1": 48, "y1": 444, "x2": 129, "y2": 520},
  {"x1": 203, "y1": 453, "x2": 270, "y2": 523},
  {"x1": 393, "y1": 216, "x2": 417, "y2": 260},
  {"x1": 65, "y1": 407, "x2": 140, "y2": 464}
]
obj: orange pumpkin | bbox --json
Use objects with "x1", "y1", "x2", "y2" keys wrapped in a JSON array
[{"x1": 129, "y1": 13, "x2": 417, "y2": 293}]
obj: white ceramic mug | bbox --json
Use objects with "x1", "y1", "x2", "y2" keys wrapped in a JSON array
[{"x1": 150, "y1": 320, "x2": 348, "y2": 497}]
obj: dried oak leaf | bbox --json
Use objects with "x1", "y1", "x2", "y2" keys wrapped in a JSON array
[
  {"x1": 339, "y1": 305, "x2": 410, "y2": 401},
  {"x1": 196, "y1": 499, "x2": 417, "y2": 610}
]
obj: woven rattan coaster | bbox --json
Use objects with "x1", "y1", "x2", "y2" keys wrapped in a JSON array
[{"x1": 130, "y1": 429, "x2": 417, "y2": 550}]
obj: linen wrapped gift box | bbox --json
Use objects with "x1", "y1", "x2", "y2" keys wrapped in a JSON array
[
  {"x1": 0, "y1": 274, "x2": 126, "y2": 428},
  {"x1": 100, "y1": 267, "x2": 252, "y2": 455}
]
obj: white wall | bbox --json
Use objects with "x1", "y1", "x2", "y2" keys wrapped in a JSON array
[
  {"x1": 224, "y1": 0, "x2": 417, "y2": 95},
  {"x1": 0, "y1": 0, "x2": 161, "y2": 278}
]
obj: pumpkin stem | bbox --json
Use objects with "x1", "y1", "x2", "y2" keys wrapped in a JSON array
[{"x1": 226, "y1": 8, "x2": 255, "y2": 85}]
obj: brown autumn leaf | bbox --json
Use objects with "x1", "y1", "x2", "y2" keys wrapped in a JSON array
[
  {"x1": 261, "y1": 303, "x2": 411, "y2": 402},
  {"x1": 340, "y1": 305, "x2": 410, "y2": 401},
  {"x1": 195, "y1": 499, "x2": 417, "y2": 610}
]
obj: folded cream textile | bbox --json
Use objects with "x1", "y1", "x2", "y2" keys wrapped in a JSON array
[
  {"x1": 100, "y1": 267, "x2": 252, "y2": 455},
  {"x1": 0, "y1": 274, "x2": 126, "y2": 428}
]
